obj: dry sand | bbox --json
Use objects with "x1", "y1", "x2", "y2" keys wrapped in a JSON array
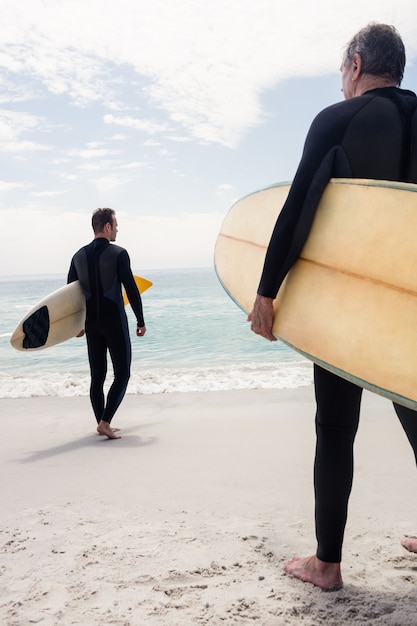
[{"x1": 1, "y1": 386, "x2": 417, "y2": 625}]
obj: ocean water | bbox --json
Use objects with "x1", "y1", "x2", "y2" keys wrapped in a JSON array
[{"x1": 0, "y1": 267, "x2": 312, "y2": 398}]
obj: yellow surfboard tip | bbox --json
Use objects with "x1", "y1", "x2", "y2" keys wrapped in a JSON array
[{"x1": 123, "y1": 275, "x2": 153, "y2": 305}]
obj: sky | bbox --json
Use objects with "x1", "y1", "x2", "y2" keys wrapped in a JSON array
[{"x1": 1, "y1": 0, "x2": 417, "y2": 276}]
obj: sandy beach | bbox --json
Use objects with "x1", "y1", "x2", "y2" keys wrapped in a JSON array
[{"x1": 1, "y1": 386, "x2": 417, "y2": 625}]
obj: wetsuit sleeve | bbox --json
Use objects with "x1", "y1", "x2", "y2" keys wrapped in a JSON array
[
  {"x1": 257, "y1": 102, "x2": 355, "y2": 299},
  {"x1": 117, "y1": 250, "x2": 145, "y2": 327},
  {"x1": 67, "y1": 258, "x2": 78, "y2": 284}
]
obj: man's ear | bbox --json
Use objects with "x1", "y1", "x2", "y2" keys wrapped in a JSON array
[{"x1": 352, "y1": 52, "x2": 362, "y2": 81}]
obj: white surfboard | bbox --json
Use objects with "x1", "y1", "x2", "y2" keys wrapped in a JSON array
[{"x1": 10, "y1": 275, "x2": 152, "y2": 352}]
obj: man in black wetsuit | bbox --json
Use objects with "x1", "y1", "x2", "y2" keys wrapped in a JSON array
[
  {"x1": 249, "y1": 23, "x2": 417, "y2": 589},
  {"x1": 68, "y1": 208, "x2": 146, "y2": 440}
]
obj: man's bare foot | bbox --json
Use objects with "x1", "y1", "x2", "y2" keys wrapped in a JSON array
[
  {"x1": 96, "y1": 421, "x2": 121, "y2": 439},
  {"x1": 97, "y1": 426, "x2": 121, "y2": 436},
  {"x1": 401, "y1": 537, "x2": 417, "y2": 553},
  {"x1": 283, "y1": 555, "x2": 343, "y2": 591}
]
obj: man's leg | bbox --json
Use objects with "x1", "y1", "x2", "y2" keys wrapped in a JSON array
[
  {"x1": 393, "y1": 402, "x2": 417, "y2": 554},
  {"x1": 284, "y1": 365, "x2": 362, "y2": 590},
  {"x1": 86, "y1": 331, "x2": 107, "y2": 424},
  {"x1": 86, "y1": 331, "x2": 121, "y2": 439},
  {"x1": 96, "y1": 324, "x2": 131, "y2": 439},
  {"x1": 314, "y1": 366, "x2": 362, "y2": 562},
  {"x1": 393, "y1": 402, "x2": 417, "y2": 465}
]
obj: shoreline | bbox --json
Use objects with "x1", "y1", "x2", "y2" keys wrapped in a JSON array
[
  {"x1": 0, "y1": 358, "x2": 314, "y2": 398},
  {"x1": 2, "y1": 386, "x2": 417, "y2": 624}
]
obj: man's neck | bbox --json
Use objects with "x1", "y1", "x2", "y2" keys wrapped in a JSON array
[{"x1": 355, "y1": 75, "x2": 397, "y2": 97}]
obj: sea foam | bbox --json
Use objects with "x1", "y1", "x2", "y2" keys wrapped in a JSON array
[{"x1": 0, "y1": 360, "x2": 313, "y2": 399}]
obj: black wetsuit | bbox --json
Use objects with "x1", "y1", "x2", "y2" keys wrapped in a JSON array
[
  {"x1": 258, "y1": 87, "x2": 417, "y2": 563},
  {"x1": 68, "y1": 238, "x2": 144, "y2": 425}
]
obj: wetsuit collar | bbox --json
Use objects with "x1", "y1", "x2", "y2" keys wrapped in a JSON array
[{"x1": 363, "y1": 86, "x2": 417, "y2": 98}]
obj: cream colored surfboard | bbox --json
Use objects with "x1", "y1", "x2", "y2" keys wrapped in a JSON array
[
  {"x1": 10, "y1": 275, "x2": 152, "y2": 351},
  {"x1": 214, "y1": 178, "x2": 417, "y2": 410}
]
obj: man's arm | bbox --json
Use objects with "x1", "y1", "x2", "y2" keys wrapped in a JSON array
[
  {"x1": 249, "y1": 102, "x2": 352, "y2": 338},
  {"x1": 67, "y1": 258, "x2": 78, "y2": 284},
  {"x1": 118, "y1": 250, "x2": 145, "y2": 329}
]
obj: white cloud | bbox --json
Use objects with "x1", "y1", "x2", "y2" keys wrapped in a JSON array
[
  {"x1": 158, "y1": 148, "x2": 176, "y2": 160},
  {"x1": 0, "y1": 110, "x2": 50, "y2": 152},
  {"x1": 120, "y1": 161, "x2": 149, "y2": 170},
  {"x1": 77, "y1": 160, "x2": 120, "y2": 172},
  {"x1": 59, "y1": 173, "x2": 79, "y2": 182},
  {"x1": 167, "y1": 136, "x2": 193, "y2": 144},
  {"x1": 107, "y1": 133, "x2": 128, "y2": 141},
  {"x1": 91, "y1": 175, "x2": 131, "y2": 193},
  {"x1": 104, "y1": 114, "x2": 170, "y2": 135},
  {"x1": 0, "y1": 181, "x2": 26, "y2": 191},
  {"x1": 0, "y1": 140, "x2": 50, "y2": 153},
  {"x1": 68, "y1": 147, "x2": 121, "y2": 159},
  {"x1": 1, "y1": 0, "x2": 417, "y2": 147},
  {"x1": 31, "y1": 190, "x2": 68, "y2": 197}
]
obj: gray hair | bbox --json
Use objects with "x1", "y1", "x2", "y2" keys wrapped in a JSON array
[{"x1": 344, "y1": 23, "x2": 406, "y2": 85}]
